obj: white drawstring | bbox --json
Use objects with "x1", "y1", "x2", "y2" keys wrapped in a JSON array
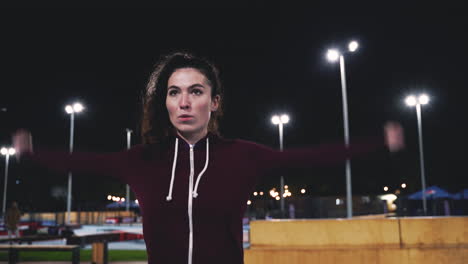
[
  {"x1": 193, "y1": 138, "x2": 209, "y2": 198},
  {"x1": 166, "y1": 138, "x2": 179, "y2": 201},
  {"x1": 166, "y1": 137, "x2": 210, "y2": 200}
]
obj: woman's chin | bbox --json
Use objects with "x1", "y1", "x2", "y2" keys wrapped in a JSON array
[{"x1": 176, "y1": 126, "x2": 206, "y2": 136}]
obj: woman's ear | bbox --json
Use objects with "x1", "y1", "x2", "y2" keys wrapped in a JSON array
[{"x1": 211, "y1": 95, "x2": 220, "y2": 112}]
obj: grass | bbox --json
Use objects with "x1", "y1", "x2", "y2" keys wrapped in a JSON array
[{"x1": 0, "y1": 249, "x2": 148, "y2": 261}]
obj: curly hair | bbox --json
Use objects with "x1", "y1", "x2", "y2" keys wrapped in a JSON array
[{"x1": 141, "y1": 51, "x2": 223, "y2": 144}]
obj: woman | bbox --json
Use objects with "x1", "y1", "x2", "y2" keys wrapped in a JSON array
[{"x1": 13, "y1": 52, "x2": 404, "y2": 264}]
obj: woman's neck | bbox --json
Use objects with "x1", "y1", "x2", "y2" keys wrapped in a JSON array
[{"x1": 177, "y1": 129, "x2": 208, "y2": 145}]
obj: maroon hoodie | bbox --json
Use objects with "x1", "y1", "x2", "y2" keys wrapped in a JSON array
[{"x1": 25, "y1": 133, "x2": 385, "y2": 264}]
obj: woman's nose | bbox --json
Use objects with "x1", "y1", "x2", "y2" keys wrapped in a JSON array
[{"x1": 179, "y1": 93, "x2": 190, "y2": 109}]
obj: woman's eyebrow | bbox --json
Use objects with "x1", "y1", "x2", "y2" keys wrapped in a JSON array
[
  {"x1": 167, "y1": 83, "x2": 205, "y2": 90},
  {"x1": 188, "y1": 83, "x2": 206, "y2": 89}
]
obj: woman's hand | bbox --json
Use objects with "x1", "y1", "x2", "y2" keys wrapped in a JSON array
[
  {"x1": 12, "y1": 129, "x2": 33, "y2": 159},
  {"x1": 384, "y1": 121, "x2": 405, "y2": 153}
]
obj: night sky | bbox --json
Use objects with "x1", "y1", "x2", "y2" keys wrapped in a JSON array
[{"x1": 0, "y1": 8, "x2": 466, "y2": 211}]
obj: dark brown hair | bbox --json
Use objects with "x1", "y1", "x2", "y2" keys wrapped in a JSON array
[{"x1": 141, "y1": 51, "x2": 223, "y2": 144}]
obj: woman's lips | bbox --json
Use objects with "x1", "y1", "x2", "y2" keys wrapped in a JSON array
[{"x1": 178, "y1": 115, "x2": 194, "y2": 121}]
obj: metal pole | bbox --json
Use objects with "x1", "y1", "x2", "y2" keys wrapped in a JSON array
[
  {"x1": 279, "y1": 122, "x2": 285, "y2": 217},
  {"x1": 416, "y1": 104, "x2": 427, "y2": 215},
  {"x1": 2, "y1": 154, "x2": 9, "y2": 217},
  {"x1": 125, "y1": 129, "x2": 132, "y2": 212},
  {"x1": 279, "y1": 122, "x2": 284, "y2": 151},
  {"x1": 66, "y1": 112, "x2": 75, "y2": 225},
  {"x1": 339, "y1": 55, "x2": 353, "y2": 218}
]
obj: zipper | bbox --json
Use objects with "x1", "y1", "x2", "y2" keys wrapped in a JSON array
[{"x1": 188, "y1": 144, "x2": 194, "y2": 264}]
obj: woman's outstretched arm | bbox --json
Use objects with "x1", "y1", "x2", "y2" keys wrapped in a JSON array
[
  {"x1": 12, "y1": 129, "x2": 139, "y2": 181},
  {"x1": 255, "y1": 121, "x2": 405, "y2": 176}
]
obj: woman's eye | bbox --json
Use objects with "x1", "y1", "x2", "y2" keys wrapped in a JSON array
[
  {"x1": 192, "y1": 89, "x2": 203, "y2": 95},
  {"x1": 168, "y1": 90, "x2": 178, "y2": 96}
]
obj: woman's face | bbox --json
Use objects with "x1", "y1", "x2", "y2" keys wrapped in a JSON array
[{"x1": 166, "y1": 68, "x2": 219, "y2": 138}]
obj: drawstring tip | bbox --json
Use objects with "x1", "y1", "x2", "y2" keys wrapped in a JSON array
[
  {"x1": 193, "y1": 192, "x2": 198, "y2": 198},
  {"x1": 166, "y1": 196, "x2": 172, "y2": 201}
]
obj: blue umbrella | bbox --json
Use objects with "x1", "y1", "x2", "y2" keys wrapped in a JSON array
[
  {"x1": 106, "y1": 201, "x2": 139, "y2": 209},
  {"x1": 407, "y1": 186, "x2": 454, "y2": 200},
  {"x1": 452, "y1": 189, "x2": 468, "y2": 200}
]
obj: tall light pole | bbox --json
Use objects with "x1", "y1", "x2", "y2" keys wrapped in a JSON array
[
  {"x1": 1, "y1": 147, "x2": 15, "y2": 217},
  {"x1": 326, "y1": 40, "x2": 359, "y2": 218},
  {"x1": 64, "y1": 102, "x2": 84, "y2": 225},
  {"x1": 125, "y1": 129, "x2": 133, "y2": 212},
  {"x1": 271, "y1": 114, "x2": 290, "y2": 217},
  {"x1": 405, "y1": 94, "x2": 430, "y2": 215}
]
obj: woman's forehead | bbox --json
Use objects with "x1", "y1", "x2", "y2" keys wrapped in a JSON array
[{"x1": 168, "y1": 68, "x2": 210, "y2": 87}]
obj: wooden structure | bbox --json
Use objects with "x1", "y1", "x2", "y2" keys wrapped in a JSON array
[{"x1": 244, "y1": 217, "x2": 468, "y2": 264}]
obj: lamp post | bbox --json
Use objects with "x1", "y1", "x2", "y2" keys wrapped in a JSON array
[
  {"x1": 326, "y1": 40, "x2": 359, "y2": 219},
  {"x1": 125, "y1": 129, "x2": 133, "y2": 211},
  {"x1": 271, "y1": 114, "x2": 289, "y2": 217},
  {"x1": 64, "y1": 102, "x2": 84, "y2": 225},
  {"x1": 1, "y1": 147, "x2": 15, "y2": 217},
  {"x1": 405, "y1": 94, "x2": 430, "y2": 215}
]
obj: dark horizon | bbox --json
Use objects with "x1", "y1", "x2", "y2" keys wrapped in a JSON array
[{"x1": 0, "y1": 8, "x2": 467, "y2": 211}]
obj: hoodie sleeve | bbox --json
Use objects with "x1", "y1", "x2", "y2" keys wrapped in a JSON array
[
  {"x1": 253, "y1": 136, "x2": 387, "y2": 178},
  {"x1": 21, "y1": 145, "x2": 144, "y2": 182}
]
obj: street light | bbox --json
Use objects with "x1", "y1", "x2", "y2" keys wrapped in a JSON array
[
  {"x1": 326, "y1": 40, "x2": 359, "y2": 218},
  {"x1": 271, "y1": 114, "x2": 289, "y2": 217},
  {"x1": 125, "y1": 129, "x2": 133, "y2": 211},
  {"x1": 405, "y1": 93, "x2": 430, "y2": 215},
  {"x1": 64, "y1": 102, "x2": 84, "y2": 225},
  {"x1": 348, "y1": 41, "x2": 359, "y2": 52},
  {"x1": 1, "y1": 147, "x2": 15, "y2": 217}
]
